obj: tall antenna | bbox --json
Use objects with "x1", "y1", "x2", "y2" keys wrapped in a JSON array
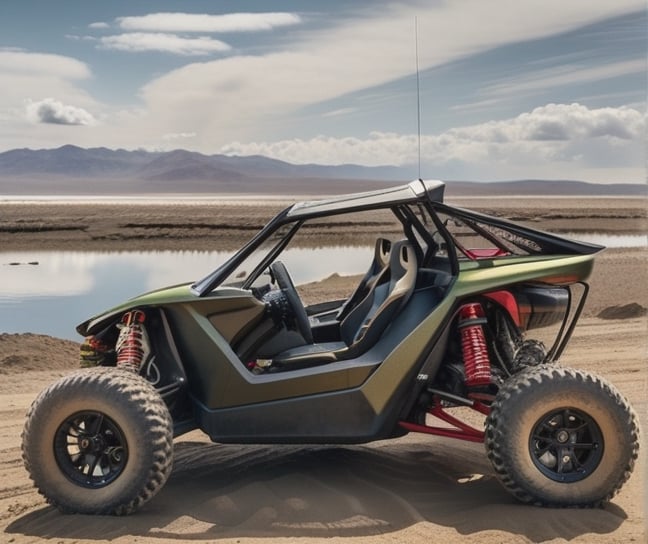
[{"x1": 414, "y1": 16, "x2": 422, "y2": 180}]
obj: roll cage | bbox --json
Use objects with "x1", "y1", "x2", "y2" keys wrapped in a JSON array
[
  {"x1": 191, "y1": 179, "x2": 603, "y2": 297},
  {"x1": 191, "y1": 180, "x2": 448, "y2": 295}
]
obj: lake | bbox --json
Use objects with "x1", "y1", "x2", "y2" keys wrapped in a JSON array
[
  {"x1": 0, "y1": 233, "x2": 644, "y2": 341},
  {"x1": 0, "y1": 247, "x2": 374, "y2": 341}
]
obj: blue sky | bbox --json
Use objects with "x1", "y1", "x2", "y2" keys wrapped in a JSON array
[{"x1": 0, "y1": 0, "x2": 645, "y2": 182}]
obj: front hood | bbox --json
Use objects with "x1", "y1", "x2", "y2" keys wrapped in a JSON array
[
  {"x1": 76, "y1": 282, "x2": 195, "y2": 336},
  {"x1": 77, "y1": 282, "x2": 255, "y2": 336}
]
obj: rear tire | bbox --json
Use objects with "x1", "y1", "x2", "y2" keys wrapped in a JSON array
[
  {"x1": 22, "y1": 368, "x2": 174, "y2": 515},
  {"x1": 485, "y1": 365, "x2": 639, "y2": 506}
]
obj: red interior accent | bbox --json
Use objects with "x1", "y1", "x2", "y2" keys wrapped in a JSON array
[
  {"x1": 464, "y1": 247, "x2": 508, "y2": 259},
  {"x1": 482, "y1": 290, "x2": 520, "y2": 327}
]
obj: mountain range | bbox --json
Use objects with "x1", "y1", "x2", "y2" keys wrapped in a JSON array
[{"x1": 0, "y1": 145, "x2": 645, "y2": 196}]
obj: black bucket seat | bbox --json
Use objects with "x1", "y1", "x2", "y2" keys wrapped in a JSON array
[{"x1": 273, "y1": 240, "x2": 418, "y2": 368}]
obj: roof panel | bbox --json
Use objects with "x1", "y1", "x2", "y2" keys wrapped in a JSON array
[{"x1": 287, "y1": 179, "x2": 445, "y2": 219}]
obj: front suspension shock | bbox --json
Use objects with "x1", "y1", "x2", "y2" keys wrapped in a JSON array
[{"x1": 115, "y1": 310, "x2": 150, "y2": 373}]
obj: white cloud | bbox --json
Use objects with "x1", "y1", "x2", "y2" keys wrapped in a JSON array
[
  {"x1": 136, "y1": 0, "x2": 644, "y2": 150},
  {"x1": 162, "y1": 131, "x2": 197, "y2": 140},
  {"x1": 0, "y1": 50, "x2": 101, "y2": 148},
  {"x1": 25, "y1": 98, "x2": 96, "y2": 126},
  {"x1": 322, "y1": 107, "x2": 356, "y2": 118},
  {"x1": 483, "y1": 59, "x2": 646, "y2": 98},
  {"x1": 89, "y1": 21, "x2": 109, "y2": 30},
  {"x1": 520, "y1": 103, "x2": 641, "y2": 141},
  {"x1": 99, "y1": 33, "x2": 231, "y2": 55},
  {"x1": 0, "y1": 50, "x2": 96, "y2": 117},
  {"x1": 453, "y1": 59, "x2": 647, "y2": 114},
  {"x1": 117, "y1": 12, "x2": 301, "y2": 33},
  {"x1": 0, "y1": 49, "x2": 90, "y2": 79},
  {"x1": 220, "y1": 103, "x2": 645, "y2": 182},
  {"x1": 65, "y1": 34, "x2": 97, "y2": 42}
]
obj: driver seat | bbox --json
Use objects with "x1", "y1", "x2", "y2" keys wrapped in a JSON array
[
  {"x1": 272, "y1": 240, "x2": 417, "y2": 368},
  {"x1": 335, "y1": 237, "x2": 391, "y2": 322}
]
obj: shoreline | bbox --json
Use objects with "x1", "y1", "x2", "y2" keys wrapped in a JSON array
[
  {"x1": 1, "y1": 197, "x2": 646, "y2": 320},
  {"x1": 0, "y1": 196, "x2": 645, "y2": 252}
]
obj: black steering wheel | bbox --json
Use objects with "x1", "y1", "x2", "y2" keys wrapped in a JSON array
[{"x1": 270, "y1": 261, "x2": 313, "y2": 343}]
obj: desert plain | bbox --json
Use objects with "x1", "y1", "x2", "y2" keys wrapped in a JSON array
[{"x1": 0, "y1": 193, "x2": 646, "y2": 544}]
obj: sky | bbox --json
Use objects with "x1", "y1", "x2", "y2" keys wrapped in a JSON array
[{"x1": 0, "y1": 0, "x2": 645, "y2": 183}]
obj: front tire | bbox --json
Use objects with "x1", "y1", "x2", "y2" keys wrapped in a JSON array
[
  {"x1": 485, "y1": 365, "x2": 639, "y2": 506},
  {"x1": 22, "y1": 368, "x2": 174, "y2": 515}
]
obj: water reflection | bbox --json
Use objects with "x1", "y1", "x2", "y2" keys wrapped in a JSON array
[
  {"x1": 2, "y1": 250, "x2": 228, "y2": 298},
  {"x1": 0, "y1": 232, "x2": 644, "y2": 341},
  {"x1": 0, "y1": 247, "x2": 372, "y2": 341},
  {"x1": 1, "y1": 251, "x2": 212, "y2": 341}
]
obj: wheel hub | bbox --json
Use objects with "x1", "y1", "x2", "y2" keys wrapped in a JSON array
[
  {"x1": 78, "y1": 434, "x2": 105, "y2": 453},
  {"x1": 530, "y1": 407, "x2": 604, "y2": 483},
  {"x1": 54, "y1": 411, "x2": 128, "y2": 489}
]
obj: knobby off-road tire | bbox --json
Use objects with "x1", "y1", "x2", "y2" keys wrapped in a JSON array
[
  {"x1": 22, "y1": 368, "x2": 174, "y2": 515},
  {"x1": 485, "y1": 365, "x2": 639, "y2": 507}
]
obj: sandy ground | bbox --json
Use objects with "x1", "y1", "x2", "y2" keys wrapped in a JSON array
[{"x1": 0, "y1": 196, "x2": 646, "y2": 543}]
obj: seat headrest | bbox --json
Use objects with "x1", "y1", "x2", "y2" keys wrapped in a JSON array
[
  {"x1": 388, "y1": 240, "x2": 416, "y2": 279},
  {"x1": 374, "y1": 238, "x2": 391, "y2": 269}
]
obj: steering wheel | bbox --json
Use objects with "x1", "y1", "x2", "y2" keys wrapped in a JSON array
[{"x1": 270, "y1": 261, "x2": 313, "y2": 343}]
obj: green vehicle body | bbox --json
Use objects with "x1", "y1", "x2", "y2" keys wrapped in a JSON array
[
  {"x1": 76, "y1": 179, "x2": 599, "y2": 442},
  {"x1": 24, "y1": 179, "x2": 640, "y2": 515}
]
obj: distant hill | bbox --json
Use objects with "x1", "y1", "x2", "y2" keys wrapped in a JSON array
[
  {"x1": 443, "y1": 179, "x2": 647, "y2": 197},
  {"x1": 0, "y1": 145, "x2": 644, "y2": 197}
]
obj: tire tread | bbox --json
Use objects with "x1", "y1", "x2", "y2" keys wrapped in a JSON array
[
  {"x1": 22, "y1": 368, "x2": 174, "y2": 515},
  {"x1": 485, "y1": 364, "x2": 640, "y2": 507}
]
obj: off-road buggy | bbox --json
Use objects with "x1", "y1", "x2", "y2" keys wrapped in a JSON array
[{"x1": 22, "y1": 179, "x2": 639, "y2": 515}]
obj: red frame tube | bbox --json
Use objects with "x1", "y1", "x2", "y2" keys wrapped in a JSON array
[{"x1": 399, "y1": 398, "x2": 490, "y2": 443}]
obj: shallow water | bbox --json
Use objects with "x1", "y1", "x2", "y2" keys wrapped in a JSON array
[
  {"x1": 0, "y1": 233, "x2": 643, "y2": 341},
  {"x1": 0, "y1": 247, "x2": 372, "y2": 340}
]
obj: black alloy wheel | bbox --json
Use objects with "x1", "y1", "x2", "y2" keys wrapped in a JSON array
[
  {"x1": 54, "y1": 410, "x2": 128, "y2": 488},
  {"x1": 529, "y1": 407, "x2": 603, "y2": 483}
]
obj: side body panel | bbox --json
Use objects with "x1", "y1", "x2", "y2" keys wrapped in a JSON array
[
  {"x1": 75, "y1": 178, "x2": 600, "y2": 444},
  {"x1": 158, "y1": 253, "x2": 595, "y2": 442}
]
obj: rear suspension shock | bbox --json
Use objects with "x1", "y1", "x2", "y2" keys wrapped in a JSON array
[
  {"x1": 115, "y1": 310, "x2": 150, "y2": 373},
  {"x1": 458, "y1": 302, "x2": 491, "y2": 388}
]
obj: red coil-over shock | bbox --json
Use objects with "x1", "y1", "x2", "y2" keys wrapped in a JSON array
[
  {"x1": 115, "y1": 310, "x2": 150, "y2": 373},
  {"x1": 458, "y1": 302, "x2": 491, "y2": 388}
]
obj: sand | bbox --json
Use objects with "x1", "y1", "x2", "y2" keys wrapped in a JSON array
[{"x1": 0, "y1": 196, "x2": 646, "y2": 543}]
